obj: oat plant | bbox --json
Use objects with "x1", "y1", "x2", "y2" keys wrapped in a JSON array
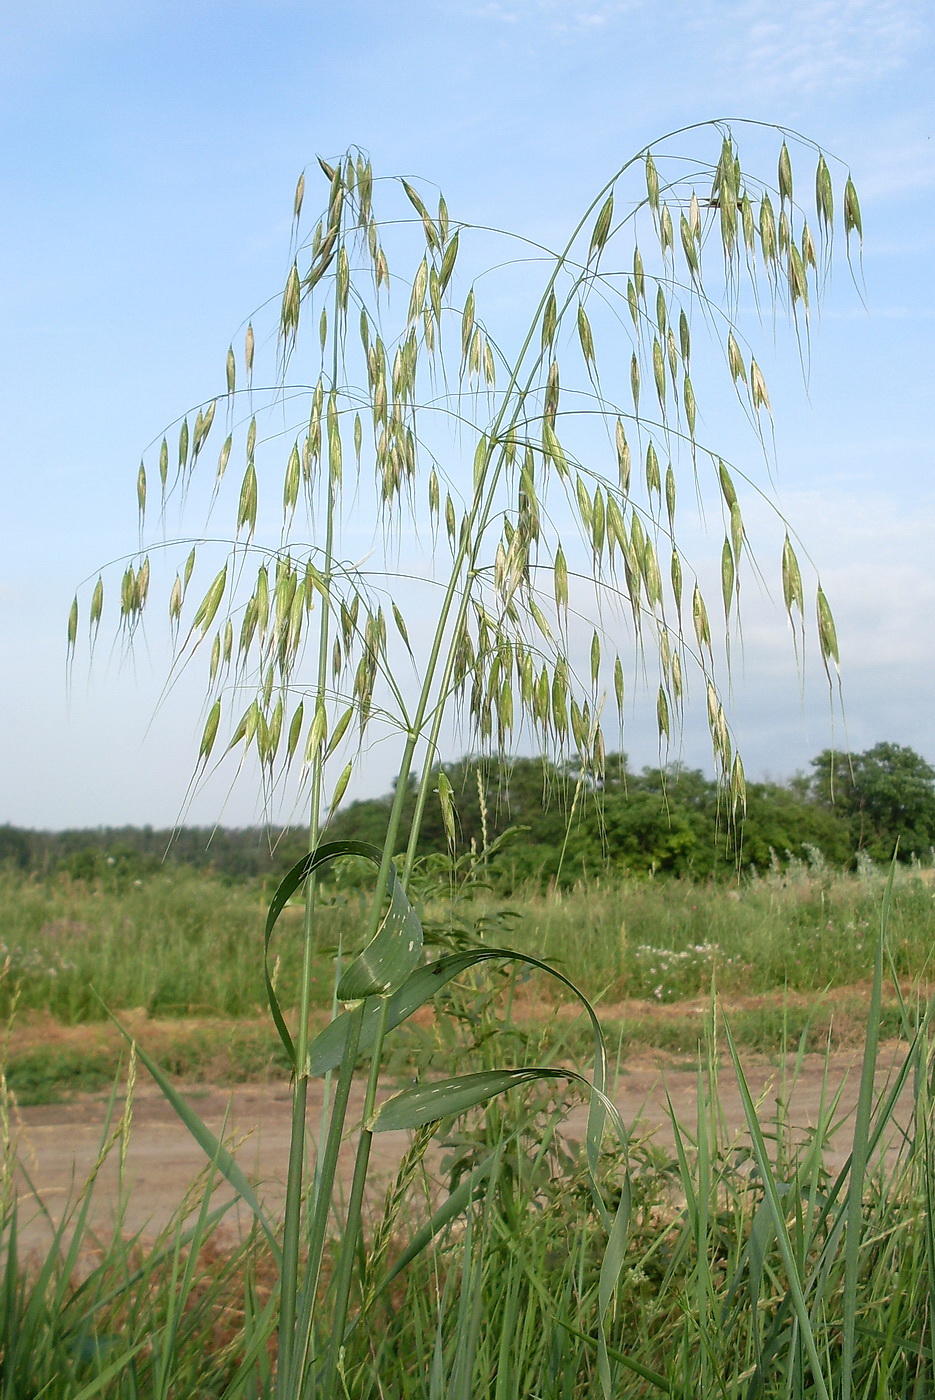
[{"x1": 72, "y1": 121, "x2": 863, "y2": 1396}]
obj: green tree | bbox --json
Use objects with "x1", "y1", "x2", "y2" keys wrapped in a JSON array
[
  {"x1": 0, "y1": 824, "x2": 31, "y2": 870},
  {"x1": 810, "y1": 743, "x2": 935, "y2": 860}
]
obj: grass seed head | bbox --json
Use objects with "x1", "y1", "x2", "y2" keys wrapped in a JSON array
[
  {"x1": 90, "y1": 577, "x2": 104, "y2": 632},
  {"x1": 778, "y1": 141, "x2": 794, "y2": 204},
  {"x1": 721, "y1": 537, "x2": 736, "y2": 618},
  {"x1": 844, "y1": 175, "x2": 863, "y2": 244}
]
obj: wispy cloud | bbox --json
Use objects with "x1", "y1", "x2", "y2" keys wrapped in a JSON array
[
  {"x1": 466, "y1": 0, "x2": 641, "y2": 33},
  {"x1": 466, "y1": 0, "x2": 928, "y2": 91},
  {"x1": 714, "y1": 0, "x2": 927, "y2": 96}
]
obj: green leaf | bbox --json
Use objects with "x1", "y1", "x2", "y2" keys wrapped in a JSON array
[
  {"x1": 725, "y1": 1021, "x2": 832, "y2": 1400},
  {"x1": 841, "y1": 862, "x2": 896, "y2": 1400},
  {"x1": 557, "y1": 1319, "x2": 669, "y2": 1393},
  {"x1": 69, "y1": 1340, "x2": 149, "y2": 1400},
  {"x1": 377, "y1": 1154, "x2": 497, "y2": 1290},
  {"x1": 371, "y1": 1068, "x2": 569, "y2": 1131},
  {"x1": 107, "y1": 1011, "x2": 281, "y2": 1263},
  {"x1": 264, "y1": 843, "x2": 424, "y2": 1064},
  {"x1": 307, "y1": 947, "x2": 609, "y2": 1127}
]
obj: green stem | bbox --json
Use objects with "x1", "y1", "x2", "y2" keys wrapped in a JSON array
[
  {"x1": 289, "y1": 139, "x2": 703, "y2": 1387},
  {"x1": 288, "y1": 1002, "x2": 365, "y2": 1395},
  {"x1": 278, "y1": 274, "x2": 343, "y2": 1387},
  {"x1": 318, "y1": 996, "x2": 391, "y2": 1398},
  {"x1": 554, "y1": 767, "x2": 587, "y2": 886}
]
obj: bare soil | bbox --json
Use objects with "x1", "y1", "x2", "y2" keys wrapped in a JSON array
[{"x1": 10, "y1": 1038, "x2": 914, "y2": 1255}]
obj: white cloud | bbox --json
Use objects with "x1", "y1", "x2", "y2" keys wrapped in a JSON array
[
  {"x1": 462, "y1": 0, "x2": 927, "y2": 80},
  {"x1": 465, "y1": 0, "x2": 641, "y2": 33},
  {"x1": 714, "y1": 0, "x2": 926, "y2": 95}
]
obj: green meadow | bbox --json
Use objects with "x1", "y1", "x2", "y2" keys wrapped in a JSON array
[
  {"x1": 4, "y1": 863, "x2": 935, "y2": 1397},
  {"x1": 2, "y1": 858, "x2": 933, "y2": 1028}
]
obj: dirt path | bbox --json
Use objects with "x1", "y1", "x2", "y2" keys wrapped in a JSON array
[{"x1": 10, "y1": 1043, "x2": 914, "y2": 1255}]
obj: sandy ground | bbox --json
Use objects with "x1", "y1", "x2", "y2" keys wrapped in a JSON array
[{"x1": 10, "y1": 1043, "x2": 916, "y2": 1255}]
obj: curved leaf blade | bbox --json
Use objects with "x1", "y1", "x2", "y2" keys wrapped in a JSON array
[
  {"x1": 337, "y1": 866, "x2": 423, "y2": 1000},
  {"x1": 264, "y1": 840, "x2": 424, "y2": 1067},
  {"x1": 370, "y1": 1068, "x2": 567, "y2": 1132}
]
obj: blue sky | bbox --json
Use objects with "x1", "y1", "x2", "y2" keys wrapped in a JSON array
[{"x1": 1, "y1": 0, "x2": 933, "y2": 828}]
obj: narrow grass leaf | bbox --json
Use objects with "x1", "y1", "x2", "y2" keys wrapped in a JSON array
[
  {"x1": 725, "y1": 1020, "x2": 832, "y2": 1400},
  {"x1": 264, "y1": 843, "x2": 423, "y2": 1035},
  {"x1": 558, "y1": 1319, "x2": 669, "y2": 1393},
  {"x1": 69, "y1": 1340, "x2": 149, "y2": 1400},
  {"x1": 308, "y1": 947, "x2": 606, "y2": 1081},
  {"x1": 377, "y1": 1154, "x2": 496, "y2": 1290},
  {"x1": 107, "y1": 1012, "x2": 281, "y2": 1262},
  {"x1": 371, "y1": 1068, "x2": 569, "y2": 1131},
  {"x1": 841, "y1": 859, "x2": 895, "y2": 1400}
]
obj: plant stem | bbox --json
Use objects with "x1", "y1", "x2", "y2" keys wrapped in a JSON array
[
  {"x1": 318, "y1": 996, "x2": 391, "y2": 1398},
  {"x1": 399, "y1": 184, "x2": 622, "y2": 887},
  {"x1": 279, "y1": 292, "x2": 342, "y2": 1386},
  {"x1": 288, "y1": 1002, "x2": 365, "y2": 1394}
]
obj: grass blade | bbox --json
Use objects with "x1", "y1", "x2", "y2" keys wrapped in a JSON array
[
  {"x1": 108, "y1": 1012, "x2": 281, "y2": 1264},
  {"x1": 725, "y1": 1019, "x2": 832, "y2": 1400},
  {"x1": 841, "y1": 858, "x2": 896, "y2": 1400}
]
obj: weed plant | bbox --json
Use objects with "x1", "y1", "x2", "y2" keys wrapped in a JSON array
[{"x1": 40, "y1": 126, "x2": 879, "y2": 1395}]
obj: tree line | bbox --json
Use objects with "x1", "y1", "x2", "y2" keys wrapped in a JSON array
[
  {"x1": 329, "y1": 742, "x2": 935, "y2": 884},
  {"x1": 2, "y1": 742, "x2": 933, "y2": 887}
]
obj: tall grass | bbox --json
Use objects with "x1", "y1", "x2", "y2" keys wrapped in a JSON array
[
  {"x1": 0, "y1": 867, "x2": 351, "y2": 1022},
  {"x1": 56, "y1": 128, "x2": 872, "y2": 1395},
  {"x1": 2, "y1": 863, "x2": 933, "y2": 1022},
  {"x1": 7, "y1": 880, "x2": 935, "y2": 1396},
  {"x1": 504, "y1": 858, "x2": 935, "y2": 1003}
]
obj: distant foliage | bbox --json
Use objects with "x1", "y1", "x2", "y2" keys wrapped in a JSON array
[
  {"x1": 809, "y1": 743, "x2": 935, "y2": 861},
  {"x1": 327, "y1": 751, "x2": 860, "y2": 884},
  {"x1": 6, "y1": 744, "x2": 931, "y2": 885},
  {"x1": 0, "y1": 824, "x2": 310, "y2": 881}
]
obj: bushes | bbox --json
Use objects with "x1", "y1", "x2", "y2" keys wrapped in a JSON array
[{"x1": 331, "y1": 753, "x2": 862, "y2": 886}]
